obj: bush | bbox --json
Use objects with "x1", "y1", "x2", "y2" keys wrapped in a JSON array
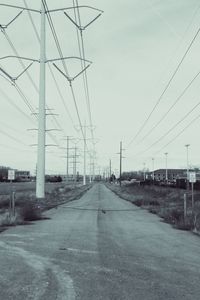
[
  {"x1": 133, "y1": 199, "x2": 143, "y2": 206},
  {"x1": 0, "y1": 197, "x2": 9, "y2": 209},
  {"x1": 19, "y1": 202, "x2": 42, "y2": 221},
  {"x1": 148, "y1": 207, "x2": 159, "y2": 214},
  {"x1": 159, "y1": 208, "x2": 183, "y2": 224},
  {"x1": 149, "y1": 200, "x2": 160, "y2": 206}
]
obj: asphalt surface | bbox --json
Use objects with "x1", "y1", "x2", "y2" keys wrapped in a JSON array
[{"x1": 0, "y1": 183, "x2": 200, "y2": 300}]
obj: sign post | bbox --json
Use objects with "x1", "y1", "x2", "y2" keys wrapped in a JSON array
[
  {"x1": 189, "y1": 172, "x2": 196, "y2": 209},
  {"x1": 8, "y1": 170, "x2": 15, "y2": 217},
  {"x1": 183, "y1": 193, "x2": 187, "y2": 223}
]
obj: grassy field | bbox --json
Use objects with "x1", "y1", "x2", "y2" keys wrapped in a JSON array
[
  {"x1": 106, "y1": 182, "x2": 200, "y2": 233},
  {"x1": 0, "y1": 181, "x2": 92, "y2": 230},
  {"x1": 0, "y1": 181, "x2": 69, "y2": 195}
]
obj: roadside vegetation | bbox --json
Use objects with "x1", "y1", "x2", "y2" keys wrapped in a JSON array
[
  {"x1": 106, "y1": 182, "x2": 200, "y2": 233},
  {"x1": 0, "y1": 183, "x2": 92, "y2": 231}
]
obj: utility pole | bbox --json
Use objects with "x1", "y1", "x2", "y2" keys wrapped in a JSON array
[
  {"x1": 185, "y1": 144, "x2": 190, "y2": 192},
  {"x1": 83, "y1": 122, "x2": 86, "y2": 185},
  {"x1": 143, "y1": 162, "x2": 146, "y2": 181},
  {"x1": 36, "y1": 1, "x2": 46, "y2": 199},
  {"x1": 69, "y1": 146, "x2": 80, "y2": 185},
  {"x1": 90, "y1": 149, "x2": 96, "y2": 182},
  {"x1": 118, "y1": 141, "x2": 125, "y2": 186},
  {"x1": 164, "y1": 152, "x2": 168, "y2": 184},
  {"x1": 109, "y1": 159, "x2": 112, "y2": 179},
  {"x1": 89, "y1": 154, "x2": 93, "y2": 183},
  {"x1": 152, "y1": 158, "x2": 155, "y2": 183},
  {"x1": 73, "y1": 146, "x2": 78, "y2": 185},
  {"x1": 61, "y1": 136, "x2": 75, "y2": 183},
  {"x1": 120, "y1": 142, "x2": 122, "y2": 185},
  {"x1": 66, "y1": 136, "x2": 70, "y2": 183},
  {"x1": 0, "y1": 2, "x2": 103, "y2": 198},
  {"x1": 78, "y1": 123, "x2": 95, "y2": 185}
]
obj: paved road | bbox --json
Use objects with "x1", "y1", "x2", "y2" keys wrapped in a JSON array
[{"x1": 0, "y1": 183, "x2": 200, "y2": 299}]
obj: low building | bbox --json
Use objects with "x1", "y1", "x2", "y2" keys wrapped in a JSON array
[
  {"x1": 15, "y1": 170, "x2": 30, "y2": 181},
  {"x1": 152, "y1": 169, "x2": 187, "y2": 181},
  {"x1": 0, "y1": 167, "x2": 30, "y2": 182}
]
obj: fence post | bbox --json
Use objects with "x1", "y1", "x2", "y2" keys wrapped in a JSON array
[
  {"x1": 184, "y1": 193, "x2": 187, "y2": 223},
  {"x1": 12, "y1": 192, "x2": 15, "y2": 216},
  {"x1": 191, "y1": 182, "x2": 194, "y2": 209}
]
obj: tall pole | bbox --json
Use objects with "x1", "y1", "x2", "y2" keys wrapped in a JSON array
[
  {"x1": 36, "y1": 1, "x2": 46, "y2": 199},
  {"x1": 152, "y1": 158, "x2": 155, "y2": 183},
  {"x1": 91, "y1": 150, "x2": 95, "y2": 182},
  {"x1": 119, "y1": 141, "x2": 122, "y2": 186},
  {"x1": 66, "y1": 136, "x2": 70, "y2": 183},
  {"x1": 164, "y1": 152, "x2": 168, "y2": 183},
  {"x1": 89, "y1": 154, "x2": 92, "y2": 183},
  {"x1": 83, "y1": 122, "x2": 86, "y2": 185},
  {"x1": 143, "y1": 162, "x2": 146, "y2": 181},
  {"x1": 74, "y1": 146, "x2": 77, "y2": 185},
  {"x1": 109, "y1": 159, "x2": 112, "y2": 178},
  {"x1": 185, "y1": 144, "x2": 190, "y2": 191}
]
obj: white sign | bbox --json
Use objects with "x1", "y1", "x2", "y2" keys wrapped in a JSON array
[
  {"x1": 8, "y1": 170, "x2": 15, "y2": 181},
  {"x1": 189, "y1": 172, "x2": 196, "y2": 183}
]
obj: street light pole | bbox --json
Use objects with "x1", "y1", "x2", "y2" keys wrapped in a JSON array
[
  {"x1": 109, "y1": 159, "x2": 112, "y2": 179},
  {"x1": 83, "y1": 122, "x2": 86, "y2": 185},
  {"x1": 185, "y1": 144, "x2": 190, "y2": 191},
  {"x1": 164, "y1": 152, "x2": 168, "y2": 184},
  {"x1": 152, "y1": 158, "x2": 155, "y2": 183},
  {"x1": 119, "y1": 142, "x2": 122, "y2": 186},
  {"x1": 36, "y1": 1, "x2": 46, "y2": 199},
  {"x1": 143, "y1": 162, "x2": 146, "y2": 181}
]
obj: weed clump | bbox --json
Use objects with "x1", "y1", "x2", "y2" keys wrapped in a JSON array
[
  {"x1": 106, "y1": 182, "x2": 200, "y2": 233},
  {"x1": 19, "y1": 202, "x2": 42, "y2": 221}
]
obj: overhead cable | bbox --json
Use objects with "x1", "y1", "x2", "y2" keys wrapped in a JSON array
[
  {"x1": 73, "y1": 0, "x2": 94, "y2": 141},
  {"x1": 153, "y1": 113, "x2": 200, "y2": 155},
  {"x1": 127, "y1": 24, "x2": 200, "y2": 147},
  {"x1": 139, "y1": 69, "x2": 200, "y2": 143},
  {"x1": 43, "y1": 0, "x2": 86, "y2": 142},
  {"x1": 132, "y1": 100, "x2": 200, "y2": 158}
]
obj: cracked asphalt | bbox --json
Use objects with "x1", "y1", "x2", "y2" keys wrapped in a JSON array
[{"x1": 0, "y1": 183, "x2": 200, "y2": 299}]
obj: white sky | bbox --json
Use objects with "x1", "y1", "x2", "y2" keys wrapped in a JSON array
[{"x1": 0, "y1": 0, "x2": 200, "y2": 176}]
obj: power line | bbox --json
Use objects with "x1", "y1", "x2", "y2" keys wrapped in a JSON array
[
  {"x1": 15, "y1": 84, "x2": 37, "y2": 116},
  {"x1": 2, "y1": 30, "x2": 39, "y2": 94},
  {"x1": 47, "y1": 63, "x2": 76, "y2": 129},
  {"x1": 1, "y1": 9, "x2": 68, "y2": 139},
  {"x1": 132, "y1": 100, "x2": 200, "y2": 158},
  {"x1": 23, "y1": 1, "x2": 77, "y2": 135},
  {"x1": 0, "y1": 127, "x2": 28, "y2": 146},
  {"x1": 24, "y1": 0, "x2": 90, "y2": 151},
  {"x1": 127, "y1": 24, "x2": 200, "y2": 147},
  {"x1": 73, "y1": 0, "x2": 94, "y2": 140},
  {"x1": 0, "y1": 11, "x2": 66, "y2": 148},
  {"x1": 0, "y1": 142, "x2": 33, "y2": 153},
  {"x1": 0, "y1": 85, "x2": 35, "y2": 122},
  {"x1": 43, "y1": 0, "x2": 86, "y2": 142},
  {"x1": 139, "y1": 69, "x2": 200, "y2": 143},
  {"x1": 153, "y1": 113, "x2": 200, "y2": 155}
]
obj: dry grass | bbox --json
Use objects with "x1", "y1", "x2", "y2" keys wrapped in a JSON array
[
  {"x1": 0, "y1": 183, "x2": 92, "y2": 230},
  {"x1": 106, "y1": 182, "x2": 200, "y2": 233}
]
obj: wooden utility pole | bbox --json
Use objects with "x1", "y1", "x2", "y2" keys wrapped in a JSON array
[{"x1": 118, "y1": 141, "x2": 125, "y2": 186}]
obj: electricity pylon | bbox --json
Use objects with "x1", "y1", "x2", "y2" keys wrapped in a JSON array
[{"x1": 0, "y1": 1, "x2": 102, "y2": 198}]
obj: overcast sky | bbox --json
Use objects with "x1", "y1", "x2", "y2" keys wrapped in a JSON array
[{"x1": 0, "y1": 0, "x2": 200, "y2": 176}]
